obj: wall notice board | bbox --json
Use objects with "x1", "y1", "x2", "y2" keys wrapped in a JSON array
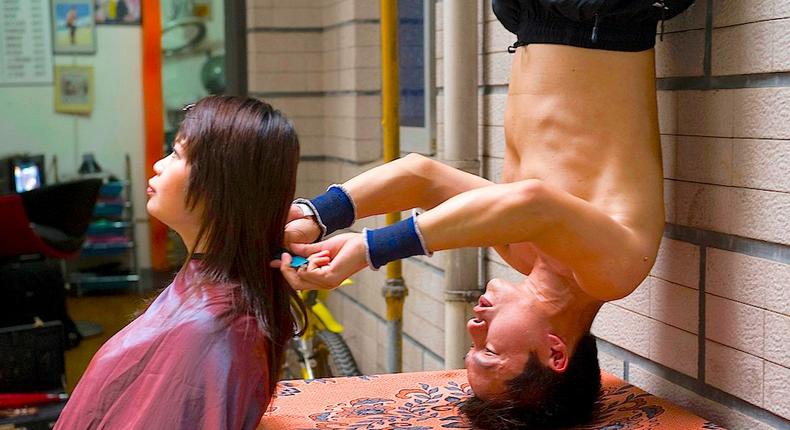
[{"x1": 0, "y1": 0, "x2": 53, "y2": 86}]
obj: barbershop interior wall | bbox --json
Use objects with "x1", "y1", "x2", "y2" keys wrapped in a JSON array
[
  {"x1": 248, "y1": 1, "x2": 789, "y2": 429},
  {"x1": 0, "y1": 26, "x2": 150, "y2": 269}
]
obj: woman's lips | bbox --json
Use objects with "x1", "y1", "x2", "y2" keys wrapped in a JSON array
[
  {"x1": 146, "y1": 186, "x2": 155, "y2": 196},
  {"x1": 479, "y1": 295, "x2": 493, "y2": 307}
]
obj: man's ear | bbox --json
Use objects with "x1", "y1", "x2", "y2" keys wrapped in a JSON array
[{"x1": 546, "y1": 334, "x2": 568, "y2": 373}]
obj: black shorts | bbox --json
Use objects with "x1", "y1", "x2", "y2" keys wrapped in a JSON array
[{"x1": 492, "y1": 0, "x2": 695, "y2": 52}]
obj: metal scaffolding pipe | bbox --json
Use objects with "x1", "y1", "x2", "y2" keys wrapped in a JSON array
[
  {"x1": 380, "y1": 0, "x2": 408, "y2": 374},
  {"x1": 442, "y1": 0, "x2": 480, "y2": 370}
]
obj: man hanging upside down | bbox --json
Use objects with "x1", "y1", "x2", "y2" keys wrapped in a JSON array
[{"x1": 276, "y1": 1, "x2": 694, "y2": 428}]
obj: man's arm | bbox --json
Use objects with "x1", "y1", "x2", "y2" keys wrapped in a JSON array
[
  {"x1": 285, "y1": 153, "x2": 493, "y2": 244},
  {"x1": 285, "y1": 178, "x2": 657, "y2": 301}
]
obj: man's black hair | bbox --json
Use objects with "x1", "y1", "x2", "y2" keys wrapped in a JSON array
[{"x1": 459, "y1": 333, "x2": 601, "y2": 429}]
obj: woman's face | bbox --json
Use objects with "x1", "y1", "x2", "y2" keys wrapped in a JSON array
[{"x1": 147, "y1": 140, "x2": 201, "y2": 236}]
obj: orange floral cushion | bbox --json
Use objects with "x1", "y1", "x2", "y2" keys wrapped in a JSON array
[{"x1": 261, "y1": 370, "x2": 724, "y2": 429}]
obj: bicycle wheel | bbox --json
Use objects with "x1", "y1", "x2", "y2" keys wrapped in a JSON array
[{"x1": 314, "y1": 330, "x2": 362, "y2": 377}]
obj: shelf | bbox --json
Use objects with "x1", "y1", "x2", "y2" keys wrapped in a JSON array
[
  {"x1": 70, "y1": 273, "x2": 140, "y2": 292},
  {"x1": 68, "y1": 154, "x2": 139, "y2": 296},
  {"x1": 81, "y1": 241, "x2": 134, "y2": 257},
  {"x1": 86, "y1": 221, "x2": 130, "y2": 236}
]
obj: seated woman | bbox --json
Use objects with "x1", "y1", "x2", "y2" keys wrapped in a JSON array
[
  {"x1": 55, "y1": 96, "x2": 305, "y2": 430},
  {"x1": 278, "y1": 1, "x2": 694, "y2": 428}
]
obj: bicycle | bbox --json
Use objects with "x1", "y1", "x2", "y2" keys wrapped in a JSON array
[{"x1": 280, "y1": 280, "x2": 362, "y2": 380}]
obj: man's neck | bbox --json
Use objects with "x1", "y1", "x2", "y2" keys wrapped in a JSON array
[{"x1": 527, "y1": 263, "x2": 602, "y2": 342}]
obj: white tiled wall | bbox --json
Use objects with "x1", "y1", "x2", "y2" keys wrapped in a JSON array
[{"x1": 248, "y1": 1, "x2": 790, "y2": 428}]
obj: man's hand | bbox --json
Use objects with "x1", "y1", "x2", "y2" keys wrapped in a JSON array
[
  {"x1": 284, "y1": 204, "x2": 321, "y2": 247},
  {"x1": 273, "y1": 233, "x2": 368, "y2": 291}
]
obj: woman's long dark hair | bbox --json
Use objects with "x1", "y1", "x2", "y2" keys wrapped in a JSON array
[{"x1": 177, "y1": 95, "x2": 305, "y2": 396}]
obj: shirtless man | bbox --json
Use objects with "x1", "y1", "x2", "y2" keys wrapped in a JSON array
[{"x1": 276, "y1": 1, "x2": 694, "y2": 427}]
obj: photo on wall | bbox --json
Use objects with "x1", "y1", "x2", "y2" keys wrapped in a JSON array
[
  {"x1": 95, "y1": 0, "x2": 141, "y2": 25},
  {"x1": 54, "y1": 65, "x2": 94, "y2": 114},
  {"x1": 51, "y1": 0, "x2": 97, "y2": 54}
]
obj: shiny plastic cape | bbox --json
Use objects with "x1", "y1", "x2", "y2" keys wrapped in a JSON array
[{"x1": 55, "y1": 260, "x2": 270, "y2": 430}]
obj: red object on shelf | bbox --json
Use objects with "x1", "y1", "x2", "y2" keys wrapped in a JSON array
[{"x1": 0, "y1": 393, "x2": 68, "y2": 409}]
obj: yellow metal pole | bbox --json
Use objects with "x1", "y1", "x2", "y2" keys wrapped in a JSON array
[{"x1": 380, "y1": 0, "x2": 407, "y2": 373}]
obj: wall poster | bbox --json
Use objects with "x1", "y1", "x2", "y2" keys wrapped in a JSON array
[{"x1": 0, "y1": 0, "x2": 53, "y2": 85}]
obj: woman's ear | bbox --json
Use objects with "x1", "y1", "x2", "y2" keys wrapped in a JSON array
[{"x1": 546, "y1": 334, "x2": 569, "y2": 373}]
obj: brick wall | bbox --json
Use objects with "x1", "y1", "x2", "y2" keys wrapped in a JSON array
[{"x1": 247, "y1": 1, "x2": 788, "y2": 428}]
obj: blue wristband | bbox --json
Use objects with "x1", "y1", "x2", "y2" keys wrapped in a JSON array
[
  {"x1": 294, "y1": 185, "x2": 356, "y2": 240},
  {"x1": 365, "y1": 217, "x2": 430, "y2": 269}
]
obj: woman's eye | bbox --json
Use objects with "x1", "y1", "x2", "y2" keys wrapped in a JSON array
[{"x1": 485, "y1": 348, "x2": 496, "y2": 355}]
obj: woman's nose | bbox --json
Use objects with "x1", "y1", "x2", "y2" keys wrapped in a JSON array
[{"x1": 153, "y1": 158, "x2": 164, "y2": 174}]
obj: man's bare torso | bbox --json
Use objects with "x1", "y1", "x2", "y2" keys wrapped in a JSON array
[{"x1": 498, "y1": 45, "x2": 665, "y2": 298}]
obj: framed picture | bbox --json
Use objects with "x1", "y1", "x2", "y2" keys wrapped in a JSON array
[
  {"x1": 95, "y1": 0, "x2": 141, "y2": 25},
  {"x1": 51, "y1": 0, "x2": 96, "y2": 54},
  {"x1": 54, "y1": 65, "x2": 94, "y2": 114}
]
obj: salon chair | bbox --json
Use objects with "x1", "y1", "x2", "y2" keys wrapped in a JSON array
[
  {"x1": 0, "y1": 178, "x2": 102, "y2": 347},
  {"x1": 0, "y1": 178, "x2": 102, "y2": 259}
]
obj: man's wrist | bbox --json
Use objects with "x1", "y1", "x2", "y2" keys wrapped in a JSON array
[
  {"x1": 364, "y1": 216, "x2": 431, "y2": 270},
  {"x1": 299, "y1": 184, "x2": 356, "y2": 241},
  {"x1": 294, "y1": 202, "x2": 315, "y2": 218}
]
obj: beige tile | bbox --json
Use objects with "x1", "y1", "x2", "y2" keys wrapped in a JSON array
[
  {"x1": 763, "y1": 361, "x2": 790, "y2": 420},
  {"x1": 657, "y1": 91, "x2": 678, "y2": 135},
  {"x1": 651, "y1": 238, "x2": 700, "y2": 289},
  {"x1": 423, "y1": 352, "x2": 445, "y2": 371},
  {"x1": 776, "y1": 19, "x2": 790, "y2": 72},
  {"x1": 403, "y1": 261, "x2": 445, "y2": 303},
  {"x1": 764, "y1": 311, "x2": 790, "y2": 368},
  {"x1": 482, "y1": 52, "x2": 510, "y2": 86},
  {"x1": 712, "y1": 23, "x2": 775, "y2": 75},
  {"x1": 705, "y1": 248, "x2": 790, "y2": 313},
  {"x1": 353, "y1": 0, "x2": 379, "y2": 20},
  {"x1": 663, "y1": 0, "x2": 707, "y2": 32},
  {"x1": 591, "y1": 304, "x2": 651, "y2": 358},
  {"x1": 677, "y1": 90, "x2": 735, "y2": 138},
  {"x1": 733, "y1": 88, "x2": 790, "y2": 140},
  {"x1": 612, "y1": 276, "x2": 651, "y2": 316},
  {"x1": 649, "y1": 320, "x2": 698, "y2": 377},
  {"x1": 266, "y1": 96, "x2": 324, "y2": 117},
  {"x1": 651, "y1": 278, "x2": 699, "y2": 333},
  {"x1": 706, "y1": 294, "x2": 764, "y2": 358},
  {"x1": 403, "y1": 287, "x2": 445, "y2": 330},
  {"x1": 664, "y1": 179, "x2": 677, "y2": 223},
  {"x1": 402, "y1": 336, "x2": 425, "y2": 373},
  {"x1": 629, "y1": 365, "x2": 775, "y2": 430},
  {"x1": 674, "y1": 181, "x2": 733, "y2": 233},
  {"x1": 661, "y1": 135, "x2": 677, "y2": 180},
  {"x1": 675, "y1": 136, "x2": 733, "y2": 186},
  {"x1": 483, "y1": 156, "x2": 503, "y2": 183},
  {"x1": 291, "y1": 117, "x2": 324, "y2": 138},
  {"x1": 403, "y1": 311, "x2": 445, "y2": 358},
  {"x1": 705, "y1": 340, "x2": 764, "y2": 406},
  {"x1": 482, "y1": 125, "x2": 505, "y2": 158},
  {"x1": 713, "y1": 0, "x2": 789, "y2": 27},
  {"x1": 655, "y1": 29, "x2": 705, "y2": 78},
  {"x1": 732, "y1": 138, "x2": 790, "y2": 193},
  {"x1": 482, "y1": 93, "x2": 507, "y2": 127},
  {"x1": 483, "y1": 17, "x2": 515, "y2": 54},
  {"x1": 597, "y1": 350, "x2": 625, "y2": 379},
  {"x1": 729, "y1": 188, "x2": 790, "y2": 245},
  {"x1": 486, "y1": 259, "x2": 525, "y2": 285},
  {"x1": 322, "y1": 0, "x2": 354, "y2": 27}
]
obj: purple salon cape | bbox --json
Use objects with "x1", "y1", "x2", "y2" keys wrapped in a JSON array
[{"x1": 55, "y1": 260, "x2": 270, "y2": 430}]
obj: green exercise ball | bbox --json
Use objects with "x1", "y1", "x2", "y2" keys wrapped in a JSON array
[{"x1": 201, "y1": 53, "x2": 226, "y2": 95}]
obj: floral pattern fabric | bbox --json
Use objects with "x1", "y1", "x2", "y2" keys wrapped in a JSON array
[{"x1": 260, "y1": 370, "x2": 724, "y2": 429}]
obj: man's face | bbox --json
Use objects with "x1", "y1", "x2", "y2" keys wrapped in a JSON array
[{"x1": 465, "y1": 277, "x2": 550, "y2": 399}]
